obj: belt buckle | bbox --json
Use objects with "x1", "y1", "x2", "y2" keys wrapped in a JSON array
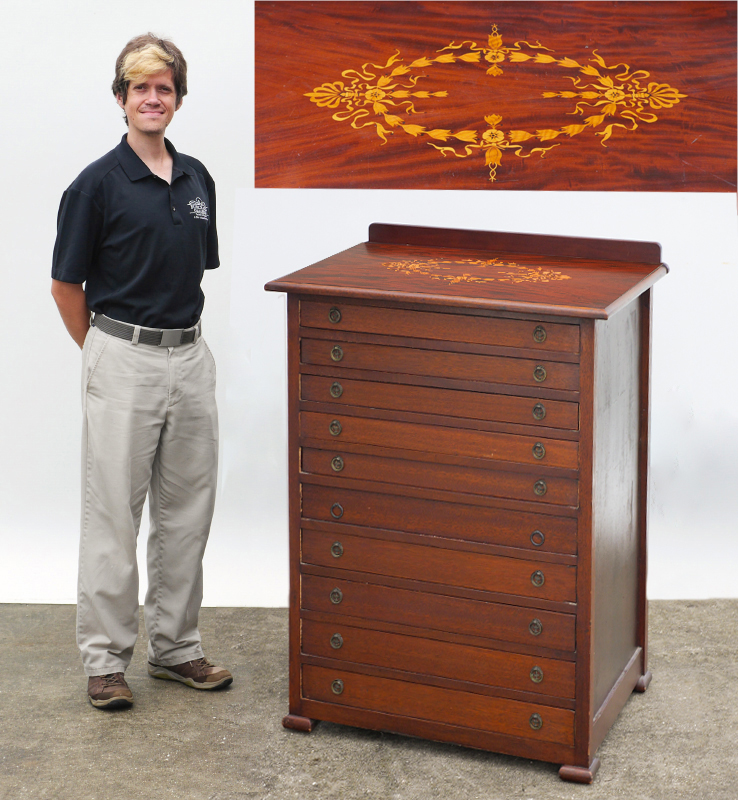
[{"x1": 159, "y1": 328, "x2": 184, "y2": 347}]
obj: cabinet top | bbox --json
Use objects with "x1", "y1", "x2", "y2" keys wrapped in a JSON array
[{"x1": 265, "y1": 224, "x2": 667, "y2": 319}]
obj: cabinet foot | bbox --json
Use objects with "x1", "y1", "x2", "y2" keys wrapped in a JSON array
[
  {"x1": 559, "y1": 758, "x2": 601, "y2": 784},
  {"x1": 282, "y1": 714, "x2": 317, "y2": 732},
  {"x1": 634, "y1": 670, "x2": 652, "y2": 692}
]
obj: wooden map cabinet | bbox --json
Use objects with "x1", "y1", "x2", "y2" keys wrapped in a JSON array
[{"x1": 265, "y1": 224, "x2": 666, "y2": 783}]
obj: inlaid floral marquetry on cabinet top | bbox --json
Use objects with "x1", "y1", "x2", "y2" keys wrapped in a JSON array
[{"x1": 265, "y1": 224, "x2": 667, "y2": 784}]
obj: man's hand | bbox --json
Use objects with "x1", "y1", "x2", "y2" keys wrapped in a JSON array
[{"x1": 51, "y1": 280, "x2": 90, "y2": 349}]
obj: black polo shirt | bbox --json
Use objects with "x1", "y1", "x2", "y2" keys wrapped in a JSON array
[{"x1": 52, "y1": 135, "x2": 219, "y2": 329}]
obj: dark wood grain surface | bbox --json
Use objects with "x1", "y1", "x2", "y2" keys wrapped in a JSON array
[
  {"x1": 302, "y1": 664, "x2": 576, "y2": 744},
  {"x1": 266, "y1": 241, "x2": 667, "y2": 319},
  {"x1": 300, "y1": 373, "x2": 581, "y2": 428},
  {"x1": 301, "y1": 527, "x2": 577, "y2": 598},
  {"x1": 591, "y1": 303, "x2": 641, "y2": 715},
  {"x1": 300, "y1": 297, "x2": 581, "y2": 351},
  {"x1": 301, "y1": 337, "x2": 581, "y2": 388},
  {"x1": 301, "y1": 618, "x2": 577, "y2": 698},
  {"x1": 301, "y1": 483, "x2": 579, "y2": 553},
  {"x1": 300, "y1": 410, "x2": 580, "y2": 467},
  {"x1": 301, "y1": 446, "x2": 579, "y2": 504},
  {"x1": 301, "y1": 574, "x2": 577, "y2": 649},
  {"x1": 256, "y1": 1, "x2": 736, "y2": 190}
]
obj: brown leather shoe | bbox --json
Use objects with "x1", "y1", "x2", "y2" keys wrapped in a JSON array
[
  {"x1": 87, "y1": 673, "x2": 133, "y2": 709},
  {"x1": 148, "y1": 657, "x2": 233, "y2": 690}
]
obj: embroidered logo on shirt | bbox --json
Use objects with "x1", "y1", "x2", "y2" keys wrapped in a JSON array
[{"x1": 187, "y1": 197, "x2": 209, "y2": 221}]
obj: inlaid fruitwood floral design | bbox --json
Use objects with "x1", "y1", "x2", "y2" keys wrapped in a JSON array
[
  {"x1": 304, "y1": 25, "x2": 687, "y2": 182},
  {"x1": 383, "y1": 258, "x2": 572, "y2": 285}
]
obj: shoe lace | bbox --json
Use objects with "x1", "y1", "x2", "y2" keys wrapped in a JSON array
[
  {"x1": 100, "y1": 673, "x2": 125, "y2": 686},
  {"x1": 189, "y1": 657, "x2": 214, "y2": 668}
]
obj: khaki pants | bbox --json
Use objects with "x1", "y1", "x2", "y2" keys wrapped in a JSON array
[{"x1": 78, "y1": 326, "x2": 218, "y2": 676}]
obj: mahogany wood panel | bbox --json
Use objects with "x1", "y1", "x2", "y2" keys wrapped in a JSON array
[
  {"x1": 300, "y1": 299, "x2": 581, "y2": 352},
  {"x1": 303, "y1": 665, "x2": 576, "y2": 745},
  {"x1": 369, "y1": 224, "x2": 663, "y2": 266},
  {"x1": 301, "y1": 447, "x2": 579, "y2": 505},
  {"x1": 301, "y1": 374, "x2": 580, "y2": 429},
  {"x1": 636, "y1": 290, "x2": 653, "y2": 684},
  {"x1": 590, "y1": 648, "x2": 643, "y2": 756},
  {"x1": 256, "y1": 2, "x2": 736, "y2": 190},
  {"x1": 300, "y1": 411, "x2": 579, "y2": 468},
  {"x1": 301, "y1": 529, "x2": 577, "y2": 601},
  {"x1": 301, "y1": 484, "x2": 579, "y2": 554},
  {"x1": 591, "y1": 301, "x2": 641, "y2": 714},
  {"x1": 302, "y1": 606, "x2": 577, "y2": 658},
  {"x1": 301, "y1": 619, "x2": 577, "y2": 698},
  {"x1": 266, "y1": 240, "x2": 668, "y2": 320},
  {"x1": 301, "y1": 520, "x2": 577, "y2": 568},
  {"x1": 302, "y1": 574, "x2": 577, "y2": 650},
  {"x1": 298, "y1": 698, "x2": 577, "y2": 765},
  {"x1": 301, "y1": 337, "x2": 580, "y2": 390}
]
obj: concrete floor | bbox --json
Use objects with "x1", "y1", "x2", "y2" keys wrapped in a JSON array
[{"x1": 1, "y1": 600, "x2": 736, "y2": 800}]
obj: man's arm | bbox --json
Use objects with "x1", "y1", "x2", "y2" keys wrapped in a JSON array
[{"x1": 51, "y1": 279, "x2": 90, "y2": 349}]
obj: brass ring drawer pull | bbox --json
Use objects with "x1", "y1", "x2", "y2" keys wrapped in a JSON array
[
  {"x1": 530, "y1": 530, "x2": 545, "y2": 547},
  {"x1": 330, "y1": 382, "x2": 344, "y2": 398},
  {"x1": 330, "y1": 541, "x2": 344, "y2": 558},
  {"x1": 330, "y1": 345, "x2": 344, "y2": 362},
  {"x1": 331, "y1": 679, "x2": 344, "y2": 695},
  {"x1": 533, "y1": 326, "x2": 547, "y2": 343},
  {"x1": 531, "y1": 570, "x2": 545, "y2": 587},
  {"x1": 328, "y1": 307, "x2": 342, "y2": 324},
  {"x1": 533, "y1": 480, "x2": 547, "y2": 497},
  {"x1": 532, "y1": 403, "x2": 546, "y2": 420},
  {"x1": 330, "y1": 633, "x2": 344, "y2": 649},
  {"x1": 529, "y1": 618, "x2": 543, "y2": 636},
  {"x1": 330, "y1": 503, "x2": 344, "y2": 519},
  {"x1": 532, "y1": 442, "x2": 546, "y2": 460},
  {"x1": 329, "y1": 419, "x2": 342, "y2": 436},
  {"x1": 329, "y1": 588, "x2": 343, "y2": 604},
  {"x1": 529, "y1": 713, "x2": 543, "y2": 730},
  {"x1": 533, "y1": 365, "x2": 547, "y2": 383},
  {"x1": 530, "y1": 666, "x2": 544, "y2": 684},
  {"x1": 331, "y1": 456, "x2": 345, "y2": 472}
]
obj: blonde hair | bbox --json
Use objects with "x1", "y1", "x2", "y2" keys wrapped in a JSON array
[
  {"x1": 112, "y1": 33, "x2": 188, "y2": 107},
  {"x1": 122, "y1": 43, "x2": 174, "y2": 85}
]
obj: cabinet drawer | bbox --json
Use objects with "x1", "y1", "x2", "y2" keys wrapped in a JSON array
[
  {"x1": 301, "y1": 412, "x2": 579, "y2": 470},
  {"x1": 302, "y1": 529, "x2": 577, "y2": 602},
  {"x1": 301, "y1": 339, "x2": 579, "y2": 391},
  {"x1": 302, "y1": 619, "x2": 576, "y2": 698},
  {"x1": 300, "y1": 300, "x2": 580, "y2": 354},
  {"x1": 301, "y1": 374, "x2": 580, "y2": 430},
  {"x1": 302, "y1": 485, "x2": 578, "y2": 555},
  {"x1": 302, "y1": 575, "x2": 576, "y2": 651},
  {"x1": 302, "y1": 664, "x2": 575, "y2": 746},
  {"x1": 302, "y1": 448, "x2": 579, "y2": 507}
]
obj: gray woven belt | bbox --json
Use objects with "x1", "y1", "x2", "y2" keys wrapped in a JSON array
[{"x1": 92, "y1": 314, "x2": 201, "y2": 347}]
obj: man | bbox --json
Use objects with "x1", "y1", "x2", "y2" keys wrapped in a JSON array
[{"x1": 51, "y1": 33, "x2": 231, "y2": 709}]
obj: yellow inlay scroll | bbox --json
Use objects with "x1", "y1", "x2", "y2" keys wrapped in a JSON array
[
  {"x1": 305, "y1": 25, "x2": 687, "y2": 182},
  {"x1": 383, "y1": 258, "x2": 573, "y2": 285}
]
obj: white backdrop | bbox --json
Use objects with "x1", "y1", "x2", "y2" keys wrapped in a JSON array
[{"x1": 1, "y1": 1, "x2": 736, "y2": 606}]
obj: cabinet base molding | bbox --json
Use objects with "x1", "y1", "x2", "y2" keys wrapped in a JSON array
[
  {"x1": 559, "y1": 758, "x2": 601, "y2": 784},
  {"x1": 282, "y1": 714, "x2": 317, "y2": 732}
]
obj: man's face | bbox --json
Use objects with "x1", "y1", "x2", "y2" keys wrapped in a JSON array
[{"x1": 117, "y1": 69, "x2": 181, "y2": 136}]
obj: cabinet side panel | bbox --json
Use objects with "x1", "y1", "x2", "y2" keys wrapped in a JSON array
[{"x1": 592, "y1": 301, "x2": 641, "y2": 714}]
